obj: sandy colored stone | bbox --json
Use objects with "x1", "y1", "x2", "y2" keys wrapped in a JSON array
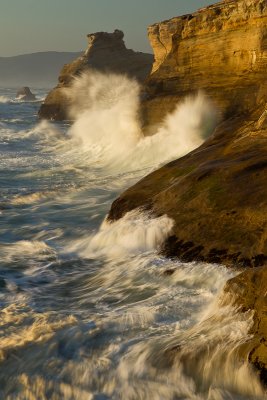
[
  {"x1": 108, "y1": 0, "x2": 267, "y2": 383},
  {"x1": 143, "y1": 0, "x2": 267, "y2": 128},
  {"x1": 38, "y1": 30, "x2": 153, "y2": 120}
]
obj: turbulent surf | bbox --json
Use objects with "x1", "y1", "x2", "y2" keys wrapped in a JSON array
[{"x1": 0, "y1": 76, "x2": 265, "y2": 399}]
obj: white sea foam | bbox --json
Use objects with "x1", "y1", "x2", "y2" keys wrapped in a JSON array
[
  {"x1": 1, "y1": 76, "x2": 263, "y2": 399},
  {"x1": 65, "y1": 72, "x2": 142, "y2": 161},
  {"x1": 62, "y1": 71, "x2": 217, "y2": 170},
  {"x1": 21, "y1": 71, "x2": 217, "y2": 176},
  {"x1": 0, "y1": 95, "x2": 10, "y2": 103},
  {"x1": 0, "y1": 240, "x2": 55, "y2": 263},
  {"x1": 69, "y1": 209, "x2": 174, "y2": 259}
]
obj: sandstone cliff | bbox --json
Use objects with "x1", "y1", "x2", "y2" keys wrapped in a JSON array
[
  {"x1": 108, "y1": 0, "x2": 267, "y2": 382},
  {"x1": 143, "y1": 0, "x2": 267, "y2": 127},
  {"x1": 109, "y1": 0, "x2": 267, "y2": 267},
  {"x1": 39, "y1": 30, "x2": 153, "y2": 120}
]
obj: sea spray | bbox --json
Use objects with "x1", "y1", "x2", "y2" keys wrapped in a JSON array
[
  {"x1": 65, "y1": 72, "x2": 142, "y2": 160},
  {"x1": 68, "y1": 209, "x2": 174, "y2": 259},
  {"x1": 0, "y1": 95, "x2": 9, "y2": 103},
  {"x1": 63, "y1": 71, "x2": 218, "y2": 170},
  {"x1": 134, "y1": 91, "x2": 217, "y2": 170}
]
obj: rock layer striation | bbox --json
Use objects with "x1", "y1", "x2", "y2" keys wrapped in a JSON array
[
  {"x1": 143, "y1": 0, "x2": 267, "y2": 127},
  {"x1": 38, "y1": 30, "x2": 153, "y2": 120}
]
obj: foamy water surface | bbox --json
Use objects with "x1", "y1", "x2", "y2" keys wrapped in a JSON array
[{"x1": 0, "y1": 81, "x2": 265, "y2": 399}]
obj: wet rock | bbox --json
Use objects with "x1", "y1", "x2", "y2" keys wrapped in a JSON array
[
  {"x1": 38, "y1": 30, "x2": 153, "y2": 120},
  {"x1": 223, "y1": 267, "x2": 267, "y2": 384},
  {"x1": 108, "y1": 109, "x2": 267, "y2": 268},
  {"x1": 108, "y1": 0, "x2": 267, "y2": 268},
  {"x1": 16, "y1": 87, "x2": 36, "y2": 101}
]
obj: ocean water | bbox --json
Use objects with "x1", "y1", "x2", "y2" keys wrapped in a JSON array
[{"x1": 0, "y1": 79, "x2": 265, "y2": 400}]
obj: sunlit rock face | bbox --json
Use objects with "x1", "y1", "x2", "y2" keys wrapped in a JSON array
[
  {"x1": 143, "y1": 0, "x2": 267, "y2": 127},
  {"x1": 38, "y1": 30, "x2": 153, "y2": 120}
]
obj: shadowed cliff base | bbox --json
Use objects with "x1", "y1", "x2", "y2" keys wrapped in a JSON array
[
  {"x1": 108, "y1": 109, "x2": 267, "y2": 268},
  {"x1": 142, "y1": 0, "x2": 267, "y2": 128},
  {"x1": 38, "y1": 30, "x2": 153, "y2": 120}
]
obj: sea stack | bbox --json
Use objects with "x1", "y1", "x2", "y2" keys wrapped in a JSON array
[
  {"x1": 16, "y1": 87, "x2": 36, "y2": 101},
  {"x1": 38, "y1": 30, "x2": 153, "y2": 120}
]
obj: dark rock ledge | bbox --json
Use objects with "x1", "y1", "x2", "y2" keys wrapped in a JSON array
[{"x1": 223, "y1": 267, "x2": 267, "y2": 385}]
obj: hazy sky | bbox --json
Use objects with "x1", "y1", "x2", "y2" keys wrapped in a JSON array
[{"x1": 0, "y1": 0, "x2": 214, "y2": 57}]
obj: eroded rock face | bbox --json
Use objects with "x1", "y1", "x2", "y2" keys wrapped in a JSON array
[
  {"x1": 38, "y1": 30, "x2": 153, "y2": 120},
  {"x1": 144, "y1": 0, "x2": 267, "y2": 127},
  {"x1": 108, "y1": 0, "x2": 267, "y2": 267},
  {"x1": 107, "y1": 0, "x2": 267, "y2": 382},
  {"x1": 108, "y1": 107, "x2": 267, "y2": 267},
  {"x1": 223, "y1": 267, "x2": 267, "y2": 384},
  {"x1": 107, "y1": 3, "x2": 267, "y2": 266}
]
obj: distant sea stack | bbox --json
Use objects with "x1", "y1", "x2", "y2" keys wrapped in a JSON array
[
  {"x1": 16, "y1": 87, "x2": 36, "y2": 101},
  {"x1": 38, "y1": 30, "x2": 153, "y2": 120},
  {"x1": 108, "y1": 0, "x2": 267, "y2": 380}
]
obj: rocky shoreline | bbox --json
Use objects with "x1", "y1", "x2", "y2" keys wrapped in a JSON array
[
  {"x1": 107, "y1": 0, "x2": 267, "y2": 384},
  {"x1": 223, "y1": 267, "x2": 267, "y2": 384},
  {"x1": 38, "y1": 0, "x2": 267, "y2": 384}
]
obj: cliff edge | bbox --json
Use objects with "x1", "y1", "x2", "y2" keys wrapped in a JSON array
[
  {"x1": 108, "y1": 0, "x2": 267, "y2": 382},
  {"x1": 109, "y1": 0, "x2": 267, "y2": 267},
  {"x1": 143, "y1": 0, "x2": 267, "y2": 127},
  {"x1": 38, "y1": 30, "x2": 153, "y2": 120}
]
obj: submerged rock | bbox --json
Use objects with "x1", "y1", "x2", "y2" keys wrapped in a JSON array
[
  {"x1": 16, "y1": 87, "x2": 36, "y2": 101},
  {"x1": 38, "y1": 29, "x2": 153, "y2": 120}
]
